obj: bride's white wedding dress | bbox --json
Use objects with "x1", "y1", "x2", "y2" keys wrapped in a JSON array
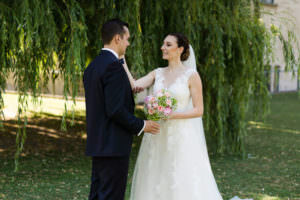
[{"x1": 130, "y1": 67, "x2": 224, "y2": 200}]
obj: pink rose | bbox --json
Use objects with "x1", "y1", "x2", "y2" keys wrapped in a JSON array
[
  {"x1": 153, "y1": 103, "x2": 158, "y2": 108},
  {"x1": 158, "y1": 106, "x2": 164, "y2": 112},
  {"x1": 166, "y1": 99, "x2": 172, "y2": 106},
  {"x1": 150, "y1": 97, "x2": 156, "y2": 102},
  {"x1": 148, "y1": 109, "x2": 154, "y2": 115},
  {"x1": 164, "y1": 107, "x2": 172, "y2": 115},
  {"x1": 147, "y1": 104, "x2": 152, "y2": 109}
]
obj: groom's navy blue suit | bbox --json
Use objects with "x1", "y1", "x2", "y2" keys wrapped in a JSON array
[{"x1": 83, "y1": 49, "x2": 144, "y2": 200}]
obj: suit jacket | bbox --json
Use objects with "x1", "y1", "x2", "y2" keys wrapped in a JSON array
[{"x1": 83, "y1": 50, "x2": 144, "y2": 157}]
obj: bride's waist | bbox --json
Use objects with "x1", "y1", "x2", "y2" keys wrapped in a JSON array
[{"x1": 161, "y1": 117, "x2": 202, "y2": 125}]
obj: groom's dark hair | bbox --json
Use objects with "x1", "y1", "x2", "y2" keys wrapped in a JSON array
[{"x1": 101, "y1": 18, "x2": 129, "y2": 45}]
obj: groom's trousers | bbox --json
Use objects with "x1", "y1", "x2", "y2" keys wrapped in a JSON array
[{"x1": 88, "y1": 156, "x2": 130, "y2": 200}]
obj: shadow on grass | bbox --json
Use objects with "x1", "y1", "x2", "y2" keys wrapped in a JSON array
[
  {"x1": 0, "y1": 111, "x2": 86, "y2": 159},
  {"x1": 0, "y1": 111, "x2": 92, "y2": 199},
  {"x1": 248, "y1": 121, "x2": 300, "y2": 135}
]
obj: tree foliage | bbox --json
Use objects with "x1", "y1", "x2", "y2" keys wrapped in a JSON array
[{"x1": 0, "y1": 0, "x2": 299, "y2": 170}]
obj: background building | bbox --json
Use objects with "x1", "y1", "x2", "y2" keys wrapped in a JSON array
[{"x1": 261, "y1": 0, "x2": 300, "y2": 92}]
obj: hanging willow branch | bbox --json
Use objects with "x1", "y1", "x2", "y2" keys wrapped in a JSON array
[{"x1": 0, "y1": 0, "x2": 299, "y2": 171}]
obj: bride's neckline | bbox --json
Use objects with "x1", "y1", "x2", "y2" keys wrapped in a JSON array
[
  {"x1": 161, "y1": 67, "x2": 188, "y2": 89},
  {"x1": 165, "y1": 64, "x2": 185, "y2": 72}
]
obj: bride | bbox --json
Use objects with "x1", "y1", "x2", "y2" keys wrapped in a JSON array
[{"x1": 123, "y1": 33, "x2": 223, "y2": 199}]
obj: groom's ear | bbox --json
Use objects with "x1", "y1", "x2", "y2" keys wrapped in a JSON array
[{"x1": 112, "y1": 34, "x2": 121, "y2": 45}]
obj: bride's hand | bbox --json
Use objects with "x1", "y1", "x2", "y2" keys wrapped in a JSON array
[
  {"x1": 168, "y1": 112, "x2": 178, "y2": 120},
  {"x1": 133, "y1": 85, "x2": 144, "y2": 93}
]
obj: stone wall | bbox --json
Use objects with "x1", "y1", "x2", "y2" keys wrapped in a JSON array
[{"x1": 262, "y1": 0, "x2": 300, "y2": 92}]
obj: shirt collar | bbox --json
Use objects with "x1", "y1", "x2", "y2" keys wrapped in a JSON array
[{"x1": 102, "y1": 48, "x2": 119, "y2": 59}]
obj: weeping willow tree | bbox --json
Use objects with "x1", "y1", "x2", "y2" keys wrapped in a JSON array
[{"x1": 0, "y1": 0, "x2": 299, "y2": 170}]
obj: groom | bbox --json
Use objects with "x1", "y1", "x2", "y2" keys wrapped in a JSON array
[{"x1": 83, "y1": 18, "x2": 160, "y2": 200}]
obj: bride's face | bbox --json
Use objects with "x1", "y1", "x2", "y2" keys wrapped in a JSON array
[{"x1": 161, "y1": 35, "x2": 183, "y2": 61}]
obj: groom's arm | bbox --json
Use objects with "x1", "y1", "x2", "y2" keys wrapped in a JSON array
[{"x1": 102, "y1": 62, "x2": 144, "y2": 135}]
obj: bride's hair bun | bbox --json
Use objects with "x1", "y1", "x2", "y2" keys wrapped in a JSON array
[{"x1": 169, "y1": 33, "x2": 190, "y2": 61}]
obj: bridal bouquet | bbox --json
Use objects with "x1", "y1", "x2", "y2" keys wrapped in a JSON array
[{"x1": 144, "y1": 89, "x2": 177, "y2": 121}]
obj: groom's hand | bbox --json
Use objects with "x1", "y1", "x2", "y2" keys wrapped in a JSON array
[{"x1": 144, "y1": 120, "x2": 160, "y2": 134}]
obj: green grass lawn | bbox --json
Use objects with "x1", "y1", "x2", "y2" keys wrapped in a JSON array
[{"x1": 0, "y1": 92, "x2": 299, "y2": 200}]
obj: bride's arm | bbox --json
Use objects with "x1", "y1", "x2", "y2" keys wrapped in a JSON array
[
  {"x1": 134, "y1": 71, "x2": 155, "y2": 89},
  {"x1": 169, "y1": 72, "x2": 204, "y2": 119},
  {"x1": 122, "y1": 57, "x2": 156, "y2": 89},
  {"x1": 122, "y1": 57, "x2": 136, "y2": 89}
]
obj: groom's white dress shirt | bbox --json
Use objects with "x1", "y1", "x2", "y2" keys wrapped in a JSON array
[{"x1": 102, "y1": 48, "x2": 145, "y2": 136}]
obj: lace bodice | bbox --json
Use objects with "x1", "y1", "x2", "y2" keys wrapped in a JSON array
[{"x1": 154, "y1": 67, "x2": 195, "y2": 112}]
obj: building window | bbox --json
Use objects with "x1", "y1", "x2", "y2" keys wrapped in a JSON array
[
  {"x1": 261, "y1": 0, "x2": 275, "y2": 4},
  {"x1": 273, "y1": 66, "x2": 280, "y2": 93},
  {"x1": 298, "y1": 74, "x2": 300, "y2": 91}
]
